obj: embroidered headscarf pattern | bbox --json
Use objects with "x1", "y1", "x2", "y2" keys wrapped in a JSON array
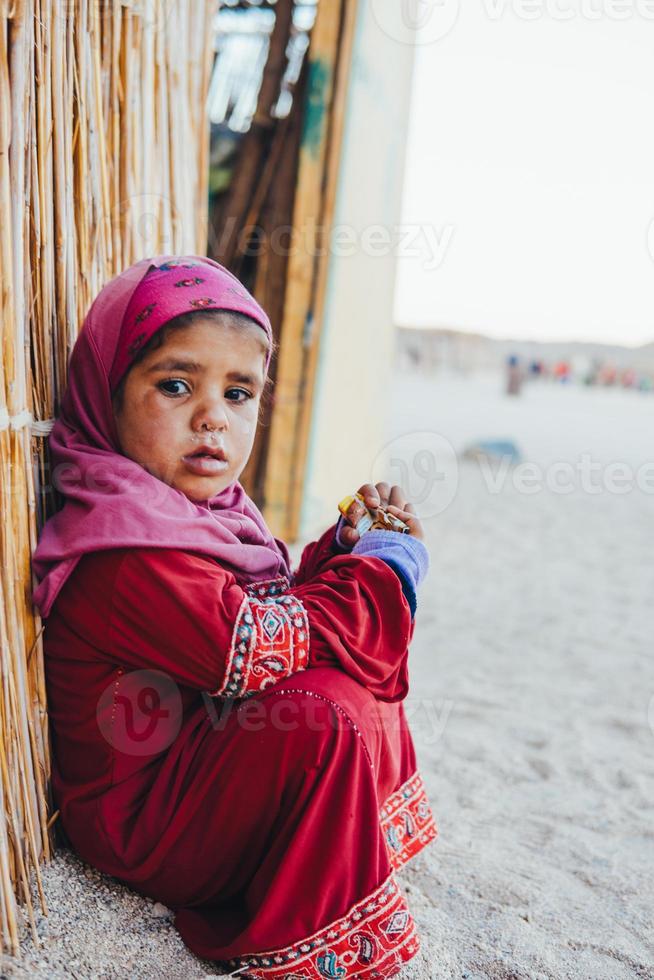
[{"x1": 110, "y1": 257, "x2": 274, "y2": 391}]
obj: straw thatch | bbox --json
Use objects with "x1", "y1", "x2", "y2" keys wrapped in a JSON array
[{"x1": 0, "y1": 0, "x2": 214, "y2": 956}]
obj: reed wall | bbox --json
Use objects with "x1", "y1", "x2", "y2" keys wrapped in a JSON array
[{"x1": 0, "y1": 0, "x2": 214, "y2": 955}]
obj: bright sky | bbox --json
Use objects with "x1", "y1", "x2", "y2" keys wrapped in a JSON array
[{"x1": 394, "y1": 3, "x2": 654, "y2": 347}]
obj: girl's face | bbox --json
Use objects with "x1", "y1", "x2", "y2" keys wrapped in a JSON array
[{"x1": 112, "y1": 317, "x2": 267, "y2": 502}]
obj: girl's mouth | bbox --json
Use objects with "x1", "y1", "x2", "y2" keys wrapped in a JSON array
[{"x1": 182, "y1": 448, "x2": 229, "y2": 477}]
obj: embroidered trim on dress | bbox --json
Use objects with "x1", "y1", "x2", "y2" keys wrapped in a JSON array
[
  {"x1": 208, "y1": 578, "x2": 308, "y2": 698},
  {"x1": 227, "y1": 873, "x2": 419, "y2": 979},
  {"x1": 379, "y1": 771, "x2": 438, "y2": 871},
  {"x1": 246, "y1": 576, "x2": 291, "y2": 598}
]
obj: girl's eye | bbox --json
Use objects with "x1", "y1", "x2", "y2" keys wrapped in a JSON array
[
  {"x1": 158, "y1": 379, "x2": 191, "y2": 397},
  {"x1": 225, "y1": 388, "x2": 253, "y2": 403},
  {"x1": 156, "y1": 381, "x2": 254, "y2": 402}
]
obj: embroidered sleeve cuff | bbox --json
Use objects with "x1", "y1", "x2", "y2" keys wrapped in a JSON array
[{"x1": 206, "y1": 591, "x2": 309, "y2": 698}]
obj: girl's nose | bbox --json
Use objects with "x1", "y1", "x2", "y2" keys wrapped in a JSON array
[{"x1": 193, "y1": 395, "x2": 229, "y2": 433}]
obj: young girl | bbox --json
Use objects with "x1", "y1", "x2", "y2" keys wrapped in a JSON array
[{"x1": 32, "y1": 255, "x2": 437, "y2": 979}]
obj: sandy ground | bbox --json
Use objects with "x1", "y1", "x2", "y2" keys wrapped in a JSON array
[{"x1": 4, "y1": 369, "x2": 654, "y2": 979}]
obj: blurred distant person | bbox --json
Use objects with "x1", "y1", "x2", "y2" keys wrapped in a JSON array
[
  {"x1": 584, "y1": 357, "x2": 602, "y2": 386},
  {"x1": 553, "y1": 360, "x2": 571, "y2": 384},
  {"x1": 506, "y1": 354, "x2": 523, "y2": 396}
]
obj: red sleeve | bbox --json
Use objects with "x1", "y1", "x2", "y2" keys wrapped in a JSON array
[
  {"x1": 108, "y1": 549, "x2": 309, "y2": 699},
  {"x1": 292, "y1": 524, "x2": 414, "y2": 701},
  {"x1": 292, "y1": 552, "x2": 414, "y2": 703},
  {"x1": 109, "y1": 546, "x2": 412, "y2": 704},
  {"x1": 292, "y1": 521, "x2": 343, "y2": 585}
]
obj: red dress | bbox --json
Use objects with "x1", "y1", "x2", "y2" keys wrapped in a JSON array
[{"x1": 44, "y1": 523, "x2": 437, "y2": 978}]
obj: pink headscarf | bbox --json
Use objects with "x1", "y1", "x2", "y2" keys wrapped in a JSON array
[{"x1": 31, "y1": 254, "x2": 291, "y2": 619}]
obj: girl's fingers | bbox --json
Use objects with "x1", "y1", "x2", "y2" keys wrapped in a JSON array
[
  {"x1": 386, "y1": 504, "x2": 423, "y2": 540},
  {"x1": 355, "y1": 482, "x2": 412, "y2": 511},
  {"x1": 387, "y1": 504, "x2": 416, "y2": 523},
  {"x1": 389, "y1": 485, "x2": 405, "y2": 509},
  {"x1": 388, "y1": 508, "x2": 412, "y2": 521},
  {"x1": 357, "y1": 483, "x2": 380, "y2": 508},
  {"x1": 375, "y1": 481, "x2": 390, "y2": 508},
  {"x1": 340, "y1": 524, "x2": 359, "y2": 546}
]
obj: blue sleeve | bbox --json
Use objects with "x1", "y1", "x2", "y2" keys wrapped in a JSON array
[{"x1": 351, "y1": 530, "x2": 429, "y2": 618}]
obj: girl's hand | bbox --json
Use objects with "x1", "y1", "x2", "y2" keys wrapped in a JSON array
[{"x1": 338, "y1": 482, "x2": 424, "y2": 546}]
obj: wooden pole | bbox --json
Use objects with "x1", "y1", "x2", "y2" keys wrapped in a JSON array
[
  {"x1": 239, "y1": 57, "x2": 308, "y2": 502},
  {"x1": 209, "y1": 0, "x2": 294, "y2": 268},
  {"x1": 262, "y1": 0, "x2": 358, "y2": 539},
  {"x1": 285, "y1": 0, "x2": 358, "y2": 539}
]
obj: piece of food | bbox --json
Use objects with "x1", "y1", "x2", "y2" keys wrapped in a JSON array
[
  {"x1": 338, "y1": 493, "x2": 410, "y2": 536},
  {"x1": 338, "y1": 493, "x2": 374, "y2": 534},
  {"x1": 370, "y1": 508, "x2": 410, "y2": 534}
]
